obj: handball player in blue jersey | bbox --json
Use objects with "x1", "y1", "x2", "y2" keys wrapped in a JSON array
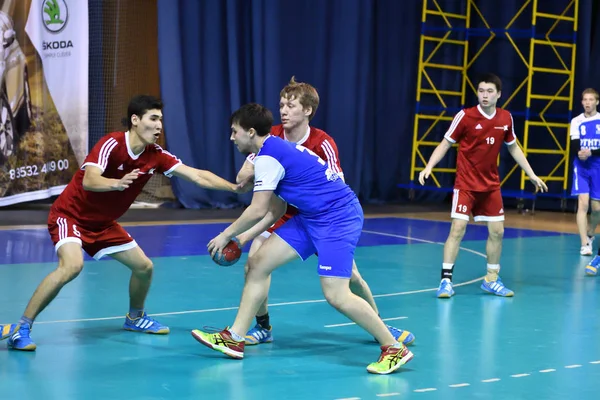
[
  {"x1": 191, "y1": 103, "x2": 413, "y2": 374},
  {"x1": 572, "y1": 93, "x2": 600, "y2": 275},
  {"x1": 570, "y1": 88, "x2": 600, "y2": 257}
]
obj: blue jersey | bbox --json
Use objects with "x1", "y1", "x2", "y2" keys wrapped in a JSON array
[
  {"x1": 253, "y1": 136, "x2": 357, "y2": 215},
  {"x1": 577, "y1": 119, "x2": 600, "y2": 168}
]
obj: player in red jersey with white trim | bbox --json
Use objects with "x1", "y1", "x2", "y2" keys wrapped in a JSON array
[
  {"x1": 419, "y1": 73, "x2": 547, "y2": 298},
  {"x1": 235, "y1": 77, "x2": 414, "y2": 346},
  {"x1": 7, "y1": 95, "x2": 249, "y2": 351}
]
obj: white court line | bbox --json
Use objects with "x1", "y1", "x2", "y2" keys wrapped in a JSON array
[
  {"x1": 590, "y1": 361, "x2": 600, "y2": 364},
  {"x1": 565, "y1": 365, "x2": 582, "y2": 369},
  {"x1": 376, "y1": 393, "x2": 401, "y2": 397},
  {"x1": 511, "y1": 373, "x2": 530, "y2": 378},
  {"x1": 481, "y1": 378, "x2": 501, "y2": 383},
  {"x1": 414, "y1": 388, "x2": 437, "y2": 393},
  {"x1": 449, "y1": 383, "x2": 470, "y2": 388},
  {"x1": 34, "y1": 229, "x2": 485, "y2": 326},
  {"x1": 325, "y1": 316, "x2": 407, "y2": 328},
  {"x1": 539, "y1": 369, "x2": 556, "y2": 373}
]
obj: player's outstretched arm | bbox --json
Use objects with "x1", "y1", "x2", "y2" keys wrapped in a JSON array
[
  {"x1": 237, "y1": 196, "x2": 287, "y2": 246},
  {"x1": 171, "y1": 164, "x2": 250, "y2": 193},
  {"x1": 82, "y1": 165, "x2": 139, "y2": 192},
  {"x1": 236, "y1": 160, "x2": 255, "y2": 184},
  {"x1": 507, "y1": 143, "x2": 548, "y2": 192},
  {"x1": 418, "y1": 139, "x2": 453, "y2": 185},
  {"x1": 208, "y1": 191, "x2": 273, "y2": 257}
]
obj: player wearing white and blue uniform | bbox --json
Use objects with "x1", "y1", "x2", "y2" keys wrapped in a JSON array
[
  {"x1": 192, "y1": 103, "x2": 413, "y2": 375},
  {"x1": 571, "y1": 117, "x2": 600, "y2": 198},
  {"x1": 570, "y1": 88, "x2": 600, "y2": 258},
  {"x1": 252, "y1": 136, "x2": 362, "y2": 277}
]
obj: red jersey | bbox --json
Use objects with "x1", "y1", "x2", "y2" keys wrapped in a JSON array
[
  {"x1": 246, "y1": 125, "x2": 344, "y2": 227},
  {"x1": 52, "y1": 131, "x2": 181, "y2": 228},
  {"x1": 444, "y1": 105, "x2": 517, "y2": 191}
]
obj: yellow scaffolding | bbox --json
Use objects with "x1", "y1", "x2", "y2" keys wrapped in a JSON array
[{"x1": 411, "y1": 0, "x2": 578, "y2": 196}]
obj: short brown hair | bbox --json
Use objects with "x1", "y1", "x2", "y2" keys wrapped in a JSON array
[
  {"x1": 279, "y1": 76, "x2": 320, "y2": 120},
  {"x1": 582, "y1": 88, "x2": 599, "y2": 101}
]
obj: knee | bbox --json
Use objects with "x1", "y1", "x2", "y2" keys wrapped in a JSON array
[
  {"x1": 488, "y1": 226, "x2": 504, "y2": 240},
  {"x1": 133, "y1": 258, "x2": 154, "y2": 277},
  {"x1": 324, "y1": 290, "x2": 345, "y2": 310},
  {"x1": 448, "y1": 224, "x2": 467, "y2": 241},
  {"x1": 57, "y1": 261, "x2": 84, "y2": 283},
  {"x1": 246, "y1": 254, "x2": 267, "y2": 278},
  {"x1": 323, "y1": 285, "x2": 351, "y2": 310}
]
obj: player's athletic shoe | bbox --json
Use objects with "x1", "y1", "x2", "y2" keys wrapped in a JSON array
[
  {"x1": 244, "y1": 324, "x2": 273, "y2": 345},
  {"x1": 7, "y1": 323, "x2": 36, "y2": 351},
  {"x1": 385, "y1": 325, "x2": 415, "y2": 345},
  {"x1": 0, "y1": 324, "x2": 19, "y2": 341},
  {"x1": 585, "y1": 255, "x2": 600, "y2": 276},
  {"x1": 123, "y1": 312, "x2": 170, "y2": 334},
  {"x1": 580, "y1": 236, "x2": 594, "y2": 255},
  {"x1": 481, "y1": 277, "x2": 514, "y2": 297},
  {"x1": 366, "y1": 343, "x2": 414, "y2": 374},
  {"x1": 436, "y1": 279, "x2": 454, "y2": 298},
  {"x1": 191, "y1": 328, "x2": 245, "y2": 359}
]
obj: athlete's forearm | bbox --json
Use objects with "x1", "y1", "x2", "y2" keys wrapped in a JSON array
[
  {"x1": 223, "y1": 204, "x2": 268, "y2": 240},
  {"x1": 188, "y1": 169, "x2": 237, "y2": 192},
  {"x1": 82, "y1": 175, "x2": 121, "y2": 192},
  {"x1": 508, "y1": 143, "x2": 536, "y2": 177},
  {"x1": 237, "y1": 200, "x2": 286, "y2": 245},
  {"x1": 425, "y1": 140, "x2": 452, "y2": 170}
]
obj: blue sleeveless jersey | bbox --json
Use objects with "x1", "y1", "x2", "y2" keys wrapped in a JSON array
[{"x1": 253, "y1": 136, "x2": 357, "y2": 215}]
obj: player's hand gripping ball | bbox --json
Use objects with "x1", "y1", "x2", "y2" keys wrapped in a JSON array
[{"x1": 212, "y1": 237, "x2": 242, "y2": 266}]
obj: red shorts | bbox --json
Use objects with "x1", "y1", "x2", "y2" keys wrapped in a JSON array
[
  {"x1": 48, "y1": 210, "x2": 137, "y2": 260},
  {"x1": 451, "y1": 188, "x2": 505, "y2": 222},
  {"x1": 266, "y1": 213, "x2": 293, "y2": 234}
]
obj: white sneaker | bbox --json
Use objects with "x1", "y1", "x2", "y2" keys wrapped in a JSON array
[{"x1": 581, "y1": 244, "x2": 593, "y2": 256}]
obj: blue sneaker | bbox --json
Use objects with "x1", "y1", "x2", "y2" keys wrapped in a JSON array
[
  {"x1": 385, "y1": 324, "x2": 415, "y2": 345},
  {"x1": 123, "y1": 312, "x2": 170, "y2": 334},
  {"x1": 7, "y1": 323, "x2": 36, "y2": 351},
  {"x1": 0, "y1": 324, "x2": 19, "y2": 341},
  {"x1": 585, "y1": 255, "x2": 600, "y2": 276},
  {"x1": 481, "y1": 277, "x2": 514, "y2": 297},
  {"x1": 244, "y1": 324, "x2": 273, "y2": 345},
  {"x1": 436, "y1": 279, "x2": 454, "y2": 298}
]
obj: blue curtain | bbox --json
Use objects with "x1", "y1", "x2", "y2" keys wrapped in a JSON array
[{"x1": 157, "y1": 0, "x2": 597, "y2": 209}]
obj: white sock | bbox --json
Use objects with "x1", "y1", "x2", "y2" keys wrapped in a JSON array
[{"x1": 229, "y1": 330, "x2": 244, "y2": 342}]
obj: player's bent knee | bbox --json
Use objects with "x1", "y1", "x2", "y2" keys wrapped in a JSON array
[
  {"x1": 323, "y1": 289, "x2": 348, "y2": 310},
  {"x1": 57, "y1": 261, "x2": 84, "y2": 283},
  {"x1": 246, "y1": 254, "x2": 270, "y2": 277},
  {"x1": 135, "y1": 258, "x2": 154, "y2": 276},
  {"x1": 321, "y1": 277, "x2": 351, "y2": 310}
]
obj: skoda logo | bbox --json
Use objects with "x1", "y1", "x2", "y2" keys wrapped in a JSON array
[{"x1": 42, "y1": 0, "x2": 69, "y2": 33}]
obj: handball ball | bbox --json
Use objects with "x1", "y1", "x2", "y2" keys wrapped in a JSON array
[{"x1": 212, "y1": 237, "x2": 242, "y2": 266}]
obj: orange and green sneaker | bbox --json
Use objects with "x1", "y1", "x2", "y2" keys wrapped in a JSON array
[
  {"x1": 367, "y1": 343, "x2": 413, "y2": 374},
  {"x1": 191, "y1": 328, "x2": 245, "y2": 359}
]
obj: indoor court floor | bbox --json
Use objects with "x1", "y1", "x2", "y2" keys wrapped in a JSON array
[{"x1": 0, "y1": 214, "x2": 598, "y2": 399}]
